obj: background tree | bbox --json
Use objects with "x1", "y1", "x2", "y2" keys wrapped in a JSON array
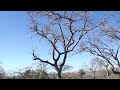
[
  {"x1": 74, "y1": 11, "x2": 120, "y2": 76},
  {"x1": 84, "y1": 58, "x2": 100, "y2": 79},
  {"x1": 16, "y1": 64, "x2": 48, "y2": 79},
  {"x1": 0, "y1": 62, "x2": 6, "y2": 79},
  {"x1": 94, "y1": 57, "x2": 111, "y2": 79},
  {"x1": 81, "y1": 13, "x2": 120, "y2": 75},
  {"x1": 78, "y1": 69, "x2": 85, "y2": 79},
  {"x1": 27, "y1": 11, "x2": 105, "y2": 79},
  {"x1": 0, "y1": 67, "x2": 6, "y2": 79},
  {"x1": 34, "y1": 62, "x2": 48, "y2": 79},
  {"x1": 16, "y1": 67, "x2": 34, "y2": 79},
  {"x1": 100, "y1": 12, "x2": 120, "y2": 76},
  {"x1": 62, "y1": 64, "x2": 73, "y2": 72}
]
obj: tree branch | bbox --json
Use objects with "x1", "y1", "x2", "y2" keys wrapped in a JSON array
[
  {"x1": 32, "y1": 50, "x2": 54, "y2": 67},
  {"x1": 57, "y1": 20, "x2": 66, "y2": 47}
]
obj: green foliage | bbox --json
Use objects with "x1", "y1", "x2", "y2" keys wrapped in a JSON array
[
  {"x1": 16, "y1": 67, "x2": 48, "y2": 79},
  {"x1": 34, "y1": 69, "x2": 48, "y2": 79}
]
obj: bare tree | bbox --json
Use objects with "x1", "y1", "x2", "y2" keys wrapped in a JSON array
[
  {"x1": 94, "y1": 57, "x2": 111, "y2": 79},
  {"x1": 84, "y1": 58, "x2": 101, "y2": 79},
  {"x1": 27, "y1": 11, "x2": 105, "y2": 79},
  {"x1": 84, "y1": 36, "x2": 120, "y2": 75},
  {"x1": 82, "y1": 22, "x2": 120, "y2": 75},
  {"x1": 100, "y1": 11, "x2": 120, "y2": 41},
  {"x1": 84, "y1": 12, "x2": 120, "y2": 75}
]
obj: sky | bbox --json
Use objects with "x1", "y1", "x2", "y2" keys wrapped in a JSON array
[{"x1": 0, "y1": 11, "x2": 115, "y2": 73}]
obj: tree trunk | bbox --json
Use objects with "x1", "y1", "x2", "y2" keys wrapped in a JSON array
[
  {"x1": 57, "y1": 70, "x2": 62, "y2": 79},
  {"x1": 106, "y1": 69, "x2": 110, "y2": 79},
  {"x1": 93, "y1": 72, "x2": 96, "y2": 79},
  {"x1": 118, "y1": 68, "x2": 120, "y2": 79},
  {"x1": 80, "y1": 74, "x2": 83, "y2": 79}
]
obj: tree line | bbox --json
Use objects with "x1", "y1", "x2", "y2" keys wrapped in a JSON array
[{"x1": 0, "y1": 58, "x2": 120, "y2": 79}]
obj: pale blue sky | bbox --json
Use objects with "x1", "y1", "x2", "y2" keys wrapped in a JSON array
[{"x1": 0, "y1": 11, "x2": 116, "y2": 72}]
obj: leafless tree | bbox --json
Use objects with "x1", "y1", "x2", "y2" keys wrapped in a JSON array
[
  {"x1": 84, "y1": 35, "x2": 120, "y2": 74},
  {"x1": 27, "y1": 11, "x2": 105, "y2": 79},
  {"x1": 94, "y1": 57, "x2": 111, "y2": 79},
  {"x1": 101, "y1": 11, "x2": 120, "y2": 41},
  {"x1": 84, "y1": 58, "x2": 99, "y2": 79},
  {"x1": 81, "y1": 12, "x2": 120, "y2": 75}
]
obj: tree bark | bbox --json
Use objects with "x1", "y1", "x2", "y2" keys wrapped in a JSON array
[
  {"x1": 106, "y1": 69, "x2": 110, "y2": 79},
  {"x1": 81, "y1": 74, "x2": 83, "y2": 79},
  {"x1": 93, "y1": 72, "x2": 96, "y2": 79},
  {"x1": 57, "y1": 70, "x2": 62, "y2": 79}
]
